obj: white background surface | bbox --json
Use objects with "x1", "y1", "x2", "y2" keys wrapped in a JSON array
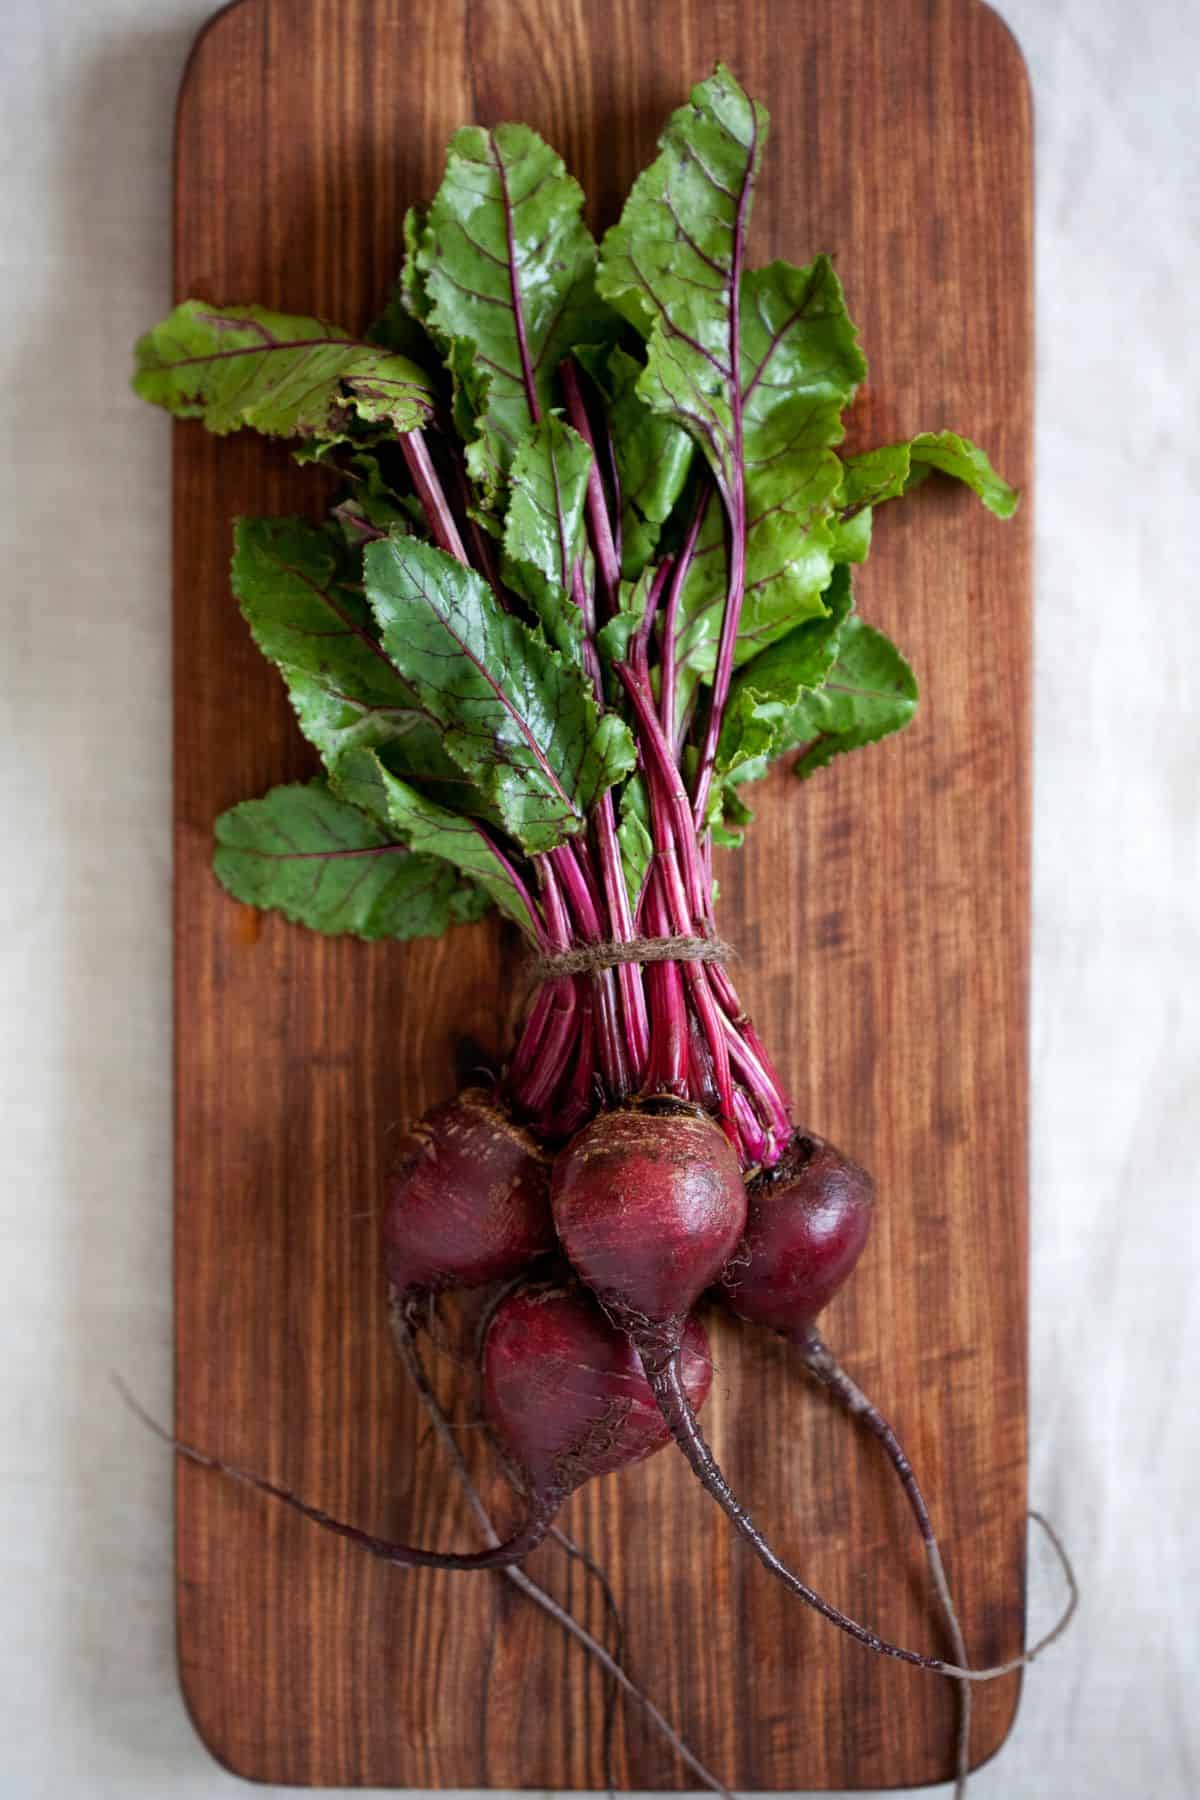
[{"x1": 2, "y1": 1, "x2": 1197, "y2": 1795}]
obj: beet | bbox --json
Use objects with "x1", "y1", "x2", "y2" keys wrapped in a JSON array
[
  {"x1": 482, "y1": 1280, "x2": 712, "y2": 1500},
  {"x1": 723, "y1": 1130, "x2": 874, "y2": 1338},
  {"x1": 551, "y1": 1101, "x2": 747, "y2": 1330},
  {"x1": 382, "y1": 1087, "x2": 554, "y2": 1304}
]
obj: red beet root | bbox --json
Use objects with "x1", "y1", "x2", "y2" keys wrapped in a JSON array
[
  {"x1": 551, "y1": 1101, "x2": 747, "y2": 1329},
  {"x1": 483, "y1": 1280, "x2": 712, "y2": 1500},
  {"x1": 723, "y1": 1131, "x2": 874, "y2": 1338},
  {"x1": 382, "y1": 1087, "x2": 554, "y2": 1303}
]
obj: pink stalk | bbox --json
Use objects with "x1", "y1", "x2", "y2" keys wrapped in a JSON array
[
  {"x1": 732, "y1": 1086, "x2": 769, "y2": 1165},
  {"x1": 509, "y1": 859, "x2": 579, "y2": 1116},
  {"x1": 659, "y1": 490, "x2": 708, "y2": 748},
  {"x1": 643, "y1": 869, "x2": 688, "y2": 1093},
  {"x1": 709, "y1": 962, "x2": 792, "y2": 1146},
  {"x1": 398, "y1": 432, "x2": 470, "y2": 564},
  {"x1": 534, "y1": 988, "x2": 596, "y2": 1142},
  {"x1": 509, "y1": 977, "x2": 578, "y2": 1115},
  {"x1": 614, "y1": 665, "x2": 736, "y2": 1137},
  {"x1": 632, "y1": 560, "x2": 672, "y2": 677},
  {"x1": 687, "y1": 1015, "x2": 719, "y2": 1114},
  {"x1": 690, "y1": 123, "x2": 756, "y2": 831},
  {"x1": 507, "y1": 984, "x2": 556, "y2": 1089},
  {"x1": 561, "y1": 358, "x2": 621, "y2": 619},
  {"x1": 446, "y1": 446, "x2": 508, "y2": 596},
  {"x1": 615, "y1": 663, "x2": 709, "y2": 941},
  {"x1": 537, "y1": 382, "x2": 648, "y2": 1082},
  {"x1": 601, "y1": 419, "x2": 624, "y2": 573},
  {"x1": 550, "y1": 845, "x2": 629, "y2": 1099},
  {"x1": 593, "y1": 795, "x2": 650, "y2": 1083},
  {"x1": 719, "y1": 1014, "x2": 791, "y2": 1155}
]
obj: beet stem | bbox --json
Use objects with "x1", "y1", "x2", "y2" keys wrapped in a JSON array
[
  {"x1": 638, "y1": 1347, "x2": 1078, "y2": 1683},
  {"x1": 801, "y1": 1332, "x2": 972, "y2": 1796},
  {"x1": 560, "y1": 357, "x2": 621, "y2": 617},
  {"x1": 398, "y1": 430, "x2": 469, "y2": 564},
  {"x1": 592, "y1": 793, "x2": 651, "y2": 1082},
  {"x1": 388, "y1": 1314, "x2": 732, "y2": 1798},
  {"x1": 659, "y1": 489, "x2": 707, "y2": 750}
]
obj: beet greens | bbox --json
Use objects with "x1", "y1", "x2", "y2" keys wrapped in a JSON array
[
  {"x1": 137, "y1": 63, "x2": 1015, "y2": 1166},
  {"x1": 133, "y1": 62, "x2": 1065, "y2": 1791}
]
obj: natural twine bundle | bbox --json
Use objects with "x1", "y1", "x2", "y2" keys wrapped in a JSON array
[{"x1": 530, "y1": 934, "x2": 736, "y2": 984}]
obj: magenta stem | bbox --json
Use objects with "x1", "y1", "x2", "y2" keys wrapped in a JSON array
[
  {"x1": 446, "y1": 445, "x2": 507, "y2": 595},
  {"x1": 561, "y1": 359, "x2": 621, "y2": 619},
  {"x1": 687, "y1": 1015, "x2": 720, "y2": 1114},
  {"x1": 691, "y1": 120, "x2": 756, "y2": 831},
  {"x1": 659, "y1": 490, "x2": 707, "y2": 748},
  {"x1": 732, "y1": 1087, "x2": 768, "y2": 1164},
  {"x1": 614, "y1": 664, "x2": 736, "y2": 1136},
  {"x1": 643, "y1": 870, "x2": 688, "y2": 1092},
  {"x1": 508, "y1": 859, "x2": 579, "y2": 1115},
  {"x1": 548, "y1": 844, "x2": 629, "y2": 1099},
  {"x1": 511, "y1": 981, "x2": 577, "y2": 1114},
  {"x1": 593, "y1": 795, "x2": 650, "y2": 1083},
  {"x1": 398, "y1": 432, "x2": 470, "y2": 565},
  {"x1": 719, "y1": 1015, "x2": 790, "y2": 1154},
  {"x1": 632, "y1": 559, "x2": 672, "y2": 677},
  {"x1": 601, "y1": 418, "x2": 624, "y2": 574},
  {"x1": 507, "y1": 984, "x2": 555, "y2": 1088},
  {"x1": 615, "y1": 662, "x2": 708, "y2": 933},
  {"x1": 535, "y1": 987, "x2": 596, "y2": 1143}
]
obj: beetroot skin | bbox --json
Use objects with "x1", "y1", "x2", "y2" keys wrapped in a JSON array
[
  {"x1": 382, "y1": 1088, "x2": 554, "y2": 1299},
  {"x1": 551, "y1": 1103, "x2": 747, "y2": 1326},
  {"x1": 483, "y1": 1281, "x2": 712, "y2": 1499},
  {"x1": 724, "y1": 1132, "x2": 875, "y2": 1338}
]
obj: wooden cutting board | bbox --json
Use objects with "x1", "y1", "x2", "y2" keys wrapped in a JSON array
[{"x1": 172, "y1": 0, "x2": 1032, "y2": 1786}]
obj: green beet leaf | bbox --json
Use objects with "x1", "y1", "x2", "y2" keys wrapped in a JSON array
[
  {"x1": 716, "y1": 565, "x2": 854, "y2": 782},
  {"x1": 905, "y1": 431, "x2": 1018, "y2": 517},
  {"x1": 595, "y1": 567, "x2": 656, "y2": 671},
  {"x1": 231, "y1": 517, "x2": 413, "y2": 730},
  {"x1": 328, "y1": 452, "x2": 418, "y2": 543},
  {"x1": 784, "y1": 616, "x2": 918, "y2": 778},
  {"x1": 332, "y1": 749, "x2": 540, "y2": 936},
  {"x1": 840, "y1": 431, "x2": 1018, "y2": 518},
  {"x1": 838, "y1": 444, "x2": 914, "y2": 510},
  {"x1": 616, "y1": 775, "x2": 654, "y2": 905},
  {"x1": 501, "y1": 418, "x2": 593, "y2": 657},
  {"x1": 213, "y1": 780, "x2": 489, "y2": 940},
  {"x1": 673, "y1": 255, "x2": 867, "y2": 678},
  {"x1": 597, "y1": 65, "x2": 765, "y2": 509},
  {"x1": 132, "y1": 300, "x2": 434, "y2": 441},
  {"x1": 364, "y1": 275, "x2": 438, "y2": 364},
  {"x1": 828, "y1": 505, "x2": 875, "y2": 565},
  {"x1": 708, "y1": 783, "x2": 756, "y2": 850},
  {"x1": 598, "y1": 71, "x2": 865, "y2": 677},
  {"x1": 364, "y1": 534, "x2": 635, "y2": 852},
  {"x1": 229, "y1": 517, "x2": 486, "y2": 816},
  {"x1": 410, "y1": 124, "x2": 606, "y2": 494}
]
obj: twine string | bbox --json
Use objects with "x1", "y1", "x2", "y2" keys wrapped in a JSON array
[{"x1": 531, "y1": 934, "x2": 735, "y2": 984}]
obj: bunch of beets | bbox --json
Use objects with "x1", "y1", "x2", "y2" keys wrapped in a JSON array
[{"x1": 134, "y1": 64, "x2": 1068, "y2": 1795}]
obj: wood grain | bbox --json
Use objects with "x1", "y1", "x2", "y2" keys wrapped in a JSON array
[{"x1": 172, "y1": 0, "x2": 1032, "y2": 1786}]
